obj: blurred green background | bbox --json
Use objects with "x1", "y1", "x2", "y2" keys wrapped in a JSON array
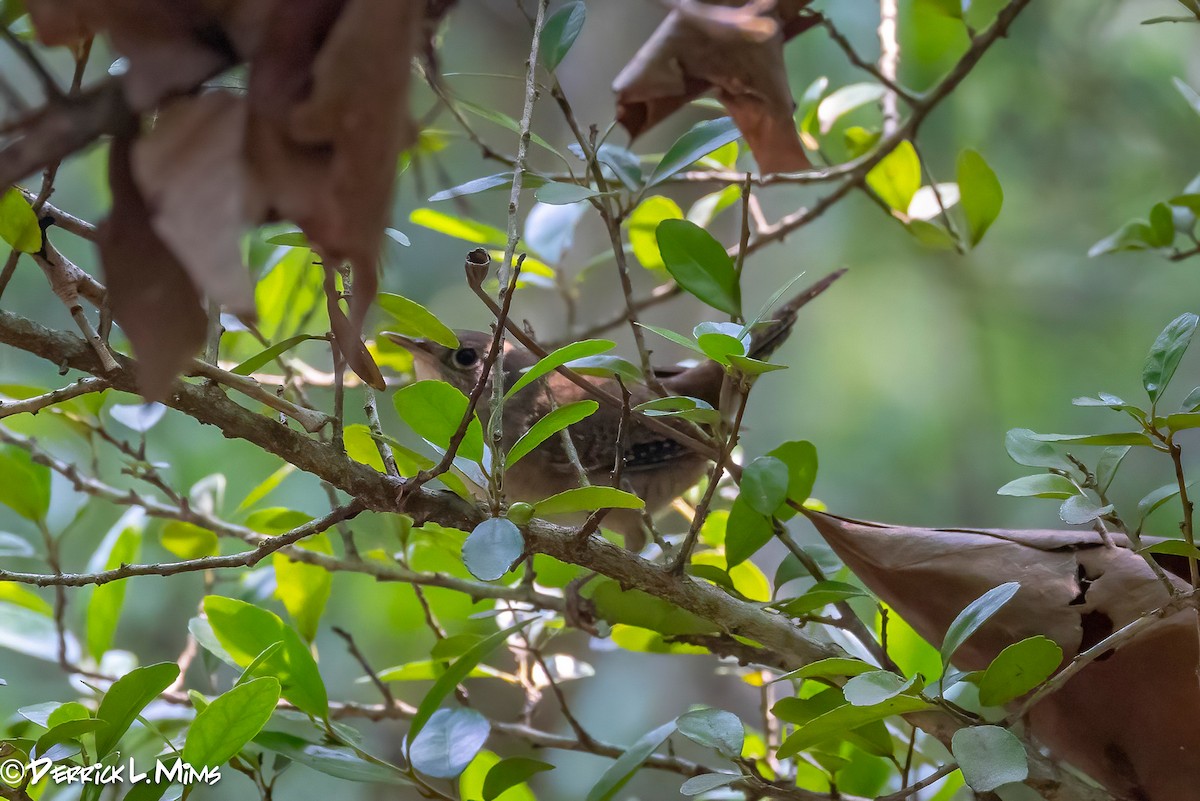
[{"x1": 1, "y1": 0, "x2": 1199, "y2": 798}]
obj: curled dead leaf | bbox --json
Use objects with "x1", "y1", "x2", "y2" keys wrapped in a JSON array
[
  {"x1": 805, "y1": 509, "x2": 1200, "y2": 801},
  {"x1": 613, "y1": 0, "x2": 818, "y2": 173}
]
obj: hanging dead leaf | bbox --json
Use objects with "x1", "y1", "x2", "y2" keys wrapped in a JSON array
[
  {"x1": 613, "y1": 0, "x2": 818, "y2": 173},
  {"x1": 244, "y1": 0, "x2": 419, "y2": 389},
  {"x1": 805, "y1": 509, "x2": 1200, "y2": 801},
  {"x1": 98, "y1": 133, "x2": 207, "y2": 401},
  {"x1": 131, "y1": 90, "x2": 254, "y2": 316}
]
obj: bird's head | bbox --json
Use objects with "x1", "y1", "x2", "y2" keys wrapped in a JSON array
[{"x1": 382, "y1": 330, "x2": 498, "y2": 396}]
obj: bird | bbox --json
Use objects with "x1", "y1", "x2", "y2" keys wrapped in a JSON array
[
  {"x1": 385, "y1": 270, "x2": 844, "y2": 550},
  {"x1": 805, "y1": 510, "x2": 1200, "y2": 801}
]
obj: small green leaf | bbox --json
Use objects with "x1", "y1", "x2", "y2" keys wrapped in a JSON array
[
  {"x1": 996, "y1": 474, "x2": 1079, "y2": 499},
  {"x1": 656, "y1": 219, "x2": 740, "y2": 316},
  {"x1": 1004, "y1": 429, "x2": 1075, "y2": 471},
  {"x1": 507, "y1": 400, "x2": 598, "y2": 467},
  {"x1": 1140, "y1": 539, "x2": 1200, "y2": 559},
  {"x1": 410, "y1": 208, "x2": 508, "y2": 247},
  {"x1": 633, "y1": 396, "x2": 721, "y2": 425},
  {"x1": 535, "y1": 181, "x2": 600, "y2": 204},
  {"x1": 0, "y1": 189, "x2": 42, "y2": 253},
  {"x1": 585, "y1": 720, "x2": 677, "y2": 801},
  {"x1": 1088, "y1": 220, "x2": 1163, "y2": 256},
  {"x1": 95, "y1": 662, "x2": 180, "y2": 757},
  {"x1": 394, "y1": 380, "x2": 485, "y2": 463},
  {"x1": 463, "y1": 518, "x2": 525, "y2": 581},
  {"x1": 1149, "y1": 202, "x2": 1176, "y2": 247},
  {"x1": 941, "y1": 582, "x2": 1021, "y2": 667},
  {"x1": 232, "y1": 334, "x2": 325, "y2": 375},
  {"x1": 768, "y1": 440, "x2": 818, "y2": 508},
  {"x1": 843, "y1": 670, "x2": 917, "y2": 706},
  {"x1": 1144, "y1": 313, "x2": 1199, "y2": 403},
  {"x1": 86, "y1": 510, "x2": 143, "y2": 659},
  {"x1": 977, "y1": 636, "x2": 1063, "y2": 706},
  {"x1": 957, "y1": 149, "x2": 1004, "y2": 246},
  {"x1": 564, "y1": 354, "x2": 644, "y2": 381},
  {"x1": 741, "y1": 456, "x2": 789, "y2": 516},
  {"x1": 776, "y1": 694, "x2": 932, "y2": 758},
  {"x1": 1058, "y1": 495, "x2": 1112, "y2": 525},
  {"x1": 724, "y1": 496, "x2": 773, "y2": 568},
  {"x1": 429, "y1": 172, "x2": 517, "y2": 202},
  {"x1": 378, "y1": 293, "x2": 460, "y2": 348},
  {"x1": 867, "y1": 140, "x2": 921, "y2": 212},
  {"x1": 410, "y1": 707, "x2": 490, "y2": 779},
  {"x1": 951, "y1": 725, "x2": 1028, "y2": 792},
  {"x1": 533, "y1": 486, "x2": 644, "y2": 516},
  {"x1": 569, "y1": 143, "x2": 643, "y2": 190},
  {"x1": 676, "y1": 708, "x2": 744, "y2": 758},
  {"x1": 817, "y1": 83, "x2": 886, "y2": 134},
  {"x1": 255, "y1": 731, "x2": 410, "y2": 784},
  {"x1": 1137, "y1": 481, "x2": 1185, "y2": 523},
  {"x1": 273, "y1": 532, "x2": 333, "y2": 642},
  {"x1": 506, "y1": 340, "x2": 615, "y2": 399},
  {"x1": 1026, "y1": 431, "x2": 1153, "y2": 446},
  {"x1": 539, "y1": 1, "x2": 586, "y2": 70},
  {"x1": 773, "y1": 658, "x2": 876, "y2": 684},
  {"x1": 1095, "y1": 445, "x2": 1131, "y2": 493},
  {"x1": 778, "y1": 581, "x2": 869, "y2": 616},
  {"x1": 183, "y1": 677, "x2": 281, "y2": 768},
  {"x1": 680, "y1": 773, "x2": 739, "y2": 796},
  {"x1": 637, "y1": 323, "x2": 705, "y2": 356},
  {"x1": 650, "y1": 117, "x2": 741, "y2": 185},
  {"x1": 0, "y1": 445, "x2": 50, "y2": 521},
  {"x1": 483, "y1": 757, "x2": 555, "y2": 801}
]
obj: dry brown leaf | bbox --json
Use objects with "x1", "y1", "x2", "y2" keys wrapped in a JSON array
[
  {"x1": 613, "y1": 0, "x2": 818, "y2": 173},
  {"x1": 131, "y1": 91, "x2": 254, "y2": 316},
  {"x1": 805, "y1": 510, "x2": 1200, "y2": 801},
  {"x1": 244, "y1": 0, "x2": 420, "y2": 389},
  {"x1": 98, "y1": 133, "x2": 207, "y2": 401},
  {"x1": 25, "y1": 0, "x2": 92, "y2": 45}
]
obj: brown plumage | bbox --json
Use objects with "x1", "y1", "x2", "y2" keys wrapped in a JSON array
[
  {"x1": 806, "y1": 510, "x2": 1200, "y2": 801},
  {"x1": 386, "y1": 270, "x2": 843, "y2": 549}
]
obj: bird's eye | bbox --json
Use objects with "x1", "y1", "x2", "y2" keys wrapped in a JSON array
[{"x1": 452, "y1": 347, "x2": 478, "y2": 368}]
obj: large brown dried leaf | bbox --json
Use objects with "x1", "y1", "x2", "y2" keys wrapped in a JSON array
[
  {"x1": 244, "y1": 0, "x2": 419, "y2": 390},
  {"x1": 98, "y1": 134, "x2": 207, "y2": 401},
  {"x1": 806, "y1": 510, "x2": 1200, "y2": 801},
  {"x1": 131, "y1": 91, "x2": 254, "y2": 315},
  {"x1": 613, "y1": 0, "x2": 818, "y2": 173}
]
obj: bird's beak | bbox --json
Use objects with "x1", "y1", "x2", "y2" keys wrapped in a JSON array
[{"x1": 381, "y1": 331, "x2": 435, "y2": 357}]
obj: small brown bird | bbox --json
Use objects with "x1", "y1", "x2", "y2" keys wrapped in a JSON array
[{"x1": 386, "y1": 270, "x2": 843, "y2": 549}]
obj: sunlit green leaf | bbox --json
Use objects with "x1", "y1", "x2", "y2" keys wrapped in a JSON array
[
  {"x1": 957, "y1": 149, "x2": 1003, "y2": 246},
  {"x1": 410, "y1": 208, "x2": 508, "y2": 247},
  {"x1": 273, "y1": 532, "x2": 333, "y2": 642},
  {"x1": 867, "y1": 140, "x2": 921, "y2": 212},
  {"x1": 378, "y1": 293, "x2": 460, "y2": 348},
  {"x1": 817, "y1": 83, "x2": 886, "y2": 134},
  {"x1": 534, "y1": 486, "x2": 644, "y2": 516},
  {"x1": 628, "y1": 196, "x2": 684, "y2": 271},
  {"x1": 656, "y1": 219, "x2": 740, "y2": 316},
  {"x1": 507, "y1": 400, "x2": 598, "y2": 467},
  {"x1": 0, "y1": 445, "x2": 50, "y2": 522},
  {"x1": 977, "y1": 636, "x2": 1062, "y2": 706},
  {"x1": 183, "y1": 677, "x2": 280, "y2": 768},
  {"x1": 394, "y1": 380, "x2": 485, "y2": 463},
  {"x1": 1144, "y1": 313, "x2": 1199, "y2": 403},
  {"x1": 95, "y1": 662, "x2": 180, "y2": 757}
]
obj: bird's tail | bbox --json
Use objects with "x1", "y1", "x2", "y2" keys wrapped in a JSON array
[{"x1": 748, "y1": 268, "x2": 847, "y2": 361}]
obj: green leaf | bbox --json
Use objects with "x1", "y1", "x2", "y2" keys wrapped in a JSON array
[
  {"x1": 904, "y1": 218, "x2": 958, "y2": 249},
  {"x1": 1095, "y1": 445, "x2": 1131, "y2": 493},
  {"x1": 202, "y1": 596, "x2": 328, "y2": 718},
  {"x1": 0, "y1": 445, "x2": 50, "y2": 521},
  {"x1": 1144, "y1": 313, "x2": 1199, "y2": 403},
  {"x1": 1149, "y1": 202, "x2": 1176, "y2": 247},
  {"x1": 681, "y1": 773, "x2": 739, "y2": 796},
  {"x1": 919, "y1": 0, "x2": 964, "y2": 18},
  {"x1": 977, "y1": 636, "x2": 1063, "y2": 706},
  {"x1": 817, "y1": 83, "x2": 886, "y2": 134},
  {"x1": 741, "y1": 456, "x2": 789, "y2": 516},
  {"x1": 463, "y1": 518, "x2": 525, "y2": 581},
  {"x1": 255, "y1": 731, "x2": 410, "y2": 784},
  {"x1": 951, "y1": 725, "x2": 1028, "y2": 792},
  {"x1": 35, "y1": 718, "x2": 104, "y2": 758},
  {"x1": 773, "y1": 657, "x2": 876, "y2": 683},
  {"x1": 778, "y1": 581, "x2": 869, "y2": 616},
  {"x1": 867, "y1": 140, "x2": 921, "y2": 212},
  {"x1": 1058, "y1": 495, "x2": 1112, "y2": 525},
  {"x1": 535, "y1": 181, "x2": 600, "y2": 204},
  {"x1": 533, "y1": 486, "x2": 645, "y2": 516},
  {"x1": 1175, "y1": 76, "x2": 1200, "y2": 115},
  {"x1": 1004, "y1": 429, "x2": 1075, "y2": 472},
  {"x1": 235, "y1": 463, "x2": 296, "y2": 513},
  {"x1": 0, "y1": 188, "x2": 41, "y2": 253},
  {"x1": 429, "y1": 172, "x2": 518, "y2": 202},
  {"x1": 1026, "y1": 431, "x2": 1153, "y2": 446},
  {"x1": 265, "y1": 231, "x2": 309, "y2": 247},
  {"x1": 941, "y1": 582, "x2": 1021, "y2": 667},
  {"x1": 408, "y1": 621, "x2": 532, "y2": 749},
  {"x1": 1141, "y1": 539, "x2": 1200, "y2": 559},
  {"x1": 564, "y1": 354, "x2": 643, "y2": 382},
  {"x1": 656, "y1": 219, "x2": 740, "y2": 316},
  {"x1": 957, "y1": 149, "x2": 1004, "y2": 246},
  {"x1": 776, "y1": 694, "x2": 932, "y2": 758},
  {"x1": 483, "y1": 757, "x2": 555, "y2": 801},
  {"x1": 768, "y1": 440, "x2": 818, "y2": 508},
  {"x1": 0, "y1": 531, "x2": 34, "y2": 558},
  {"x1": 1088, "y1": 220, "x2": 1163, "y2": 256},
  {"x1": 86, "y1": 510, "x2": 143, "y2": 659},
  {"x1": 569, "y1": 143, "x2": 643, "y2": 190},
  {"x1": 273, "y1": 532, "x2": 333, "y2": 642},
  {"x1": 650, "y1": 117, "x2": 741, "y2": 185},
  {"x1": 507, "y1": 400, "x2": 598, "y2": 467},
  {"x1": 842, "y1": 670, "x2": 917, "y2": 706},
  {"x1": 1166, "y1": 412, "x2": 1200, "y2": 431},
  {"x1": 996, "y1": 474, "x2": 1079, "y2": 499},
  {"x1": 637, "y1": 323, "x2": 705, "y2": 356},
  {"x1": 506, "y1": 340, "x2": 615, "y2": 399},
  {"x1": 95, "y1": 662, "x2": 180, "y2": 757},
  {"x1": 1137, "y1": 481, "x2": 1185, "y2": 523},
  {"x1": 585, "y1": 720, "x2": 677, "y2": 801},
  {"x1": 724, "y1": 496, "x2": 773, "y2": 568},
  {"x1": 394, "y1": 380, "x2": 485, "y2": 463},
  {"x1": 378, "y1": 293, "x2": 460, "y2": 348},
  {"x1": 676, "y1": 708, "x2": 744, "y2": 758},
  {"x1": 457, "y1": 99, "x2": 565, "y2": 165},
  {"x1": 410, "y1": 208, "x2": 508, "y2": 247},
  {"x1": 539, "y1": 1, "x2": 585, "y2": 70},
  {"x1": 0, "y1": 601, "x2": 79, "y2": 662},
  {"x1": 629, "y1": 196, "x2": 686, "y2": 273},
  {"x1": 590, "y1": 581, "x2": 718, "y2": 635},
  {"x1": 231, "y1": 335, "x2": 325, "y2": 375},
  {"x1": 410, "y1": 707, "x2": 490, "y2": 779},
  {"x1": 633, "y1": 395, "x2": 721, "y2": 425},
  {"x1": 183, "y1": 677, "x2": 281, "y2": 768}
]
